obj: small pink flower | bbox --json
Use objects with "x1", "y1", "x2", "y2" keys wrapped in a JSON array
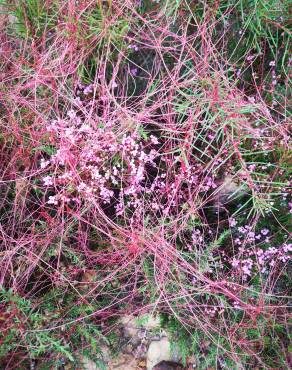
[
  {"x1": 67, "y1": 109, "x2": 76, "y2": 119},
  {"x1": 261, "y1": 228, "x2": 269, "y2": 236},
  {"x1": 128, "y1": 44, "x2": 139, "y2": 51},
  {"x1": 43, "y1": 176, "x2": 53, "y2": 186},
  {"x1": 229, "y1": 218, "x2": 237, "y2": 227},
  {"x1": 248, "y1": 164, "x2": 256, "y2": 171},
  {"x1": 40, "y1": 159, "x2": 50, "y2": 169},
  {"x1": 47, "y1": 195, "x2": 58, "y2": 205},
  {"x1": 130, "y1": 68, "x2": 138, "y2": 76},
  {"x1": 231, "y1": 258, "x2": 240, "y2": 268},
  {"x1": 150, "y1": 135, "x2": 159, "y2": 145}
]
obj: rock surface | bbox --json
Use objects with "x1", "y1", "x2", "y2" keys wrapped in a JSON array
[
  {"x1": 120, "y1": 314, "x2": 160, "y2": 338},
  {"x1": 147, "y1": 337, "x2": 180, "y2": 370},
  {"x1": 80, "y1": 314, "x2": 187, "y2": 370},
  {"x1": 214, "y1": 175, "x2": 243, "y2": 206},
  {"x1": 110, "y1": 353, "x2": 141, "y2": 369}
]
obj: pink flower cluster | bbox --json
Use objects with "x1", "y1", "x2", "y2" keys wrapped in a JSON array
[
  {"x1": 40, "y1": 109, "x2": 160, "y2": 211},
  {"x1": 40, "y1": 102, "x2": 221, "y2": 222},
  {"x1": 231, "y1": 242, "x2": 291, "y2": 279},
  {"x1": 226, "y1": 221, "x2": 291, "y2": 278},
  {"x1": 232, "y1": 225, "x2": 271, "y2": 245}
]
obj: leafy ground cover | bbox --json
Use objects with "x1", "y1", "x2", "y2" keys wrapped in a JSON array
[{"x1": 0, "y1": 0, "x2": 291, "y2": 368}]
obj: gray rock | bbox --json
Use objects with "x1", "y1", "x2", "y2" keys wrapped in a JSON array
[
  {"x1": 214, "y1": 175, "x2": 247, "y2": 206},
  {"x1": 147, "y1": 337, "x2": 181, "y2": 370}
]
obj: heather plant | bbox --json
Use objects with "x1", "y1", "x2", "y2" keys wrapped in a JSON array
[{"x1": 0, "y1": 0, "x2": 291, "y2": 368}]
